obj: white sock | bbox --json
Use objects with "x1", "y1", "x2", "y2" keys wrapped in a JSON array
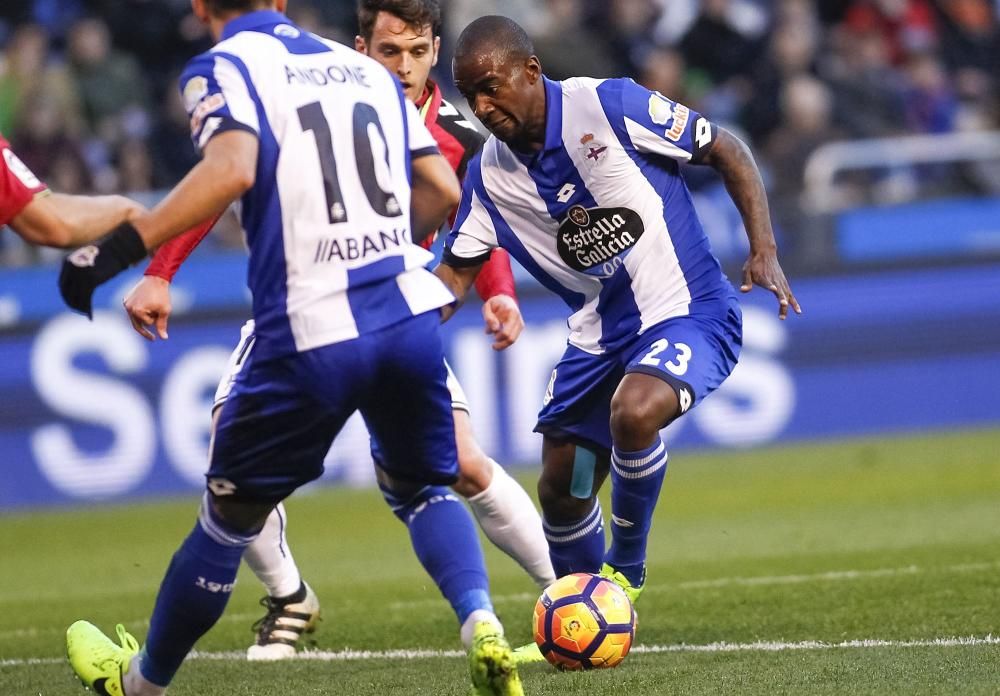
[
  {"x1": 460, "y1": 609, "x2": 502, "y2": 649},
  {"x1": 242, "y1": 503, "x2": 303, "y2": 598},
  {"x1": 124, "y1": 654, "x2": 166, "y2": 696},
  {"x1": 467, "y1": 460, "x2": 555, "y2": 588}
]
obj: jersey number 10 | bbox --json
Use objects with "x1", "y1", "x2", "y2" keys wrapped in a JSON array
[{"x1": 297, "y1": 100, "x2": 403, "y2": 223}]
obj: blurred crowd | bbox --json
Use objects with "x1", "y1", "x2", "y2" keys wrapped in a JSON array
[{"x1": 0, "y1": 0, "x2": 998, "y2": 267}]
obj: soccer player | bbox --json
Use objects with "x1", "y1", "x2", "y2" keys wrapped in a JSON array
[
  {"x1": 60, "y1": 3, "x2": 523, "y2": 695},
  {"x1": 120, "y1": 0, "x2": 554, "y2": 660},
  {"x1": 0, "y1": 132, "x2": 143, "y2": 248},
  {"x1": 437, "y1": 15, "x2": 801, "y2": 648}
]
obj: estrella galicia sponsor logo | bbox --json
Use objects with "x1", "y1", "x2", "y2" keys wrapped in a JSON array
[{"x1": 557, "y1": 205, "x2": 644, "y2": 277}]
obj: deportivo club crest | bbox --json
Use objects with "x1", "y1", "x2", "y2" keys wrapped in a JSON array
[
  {"x1": 568, "y1": 205, "x2": 590, "y2": 227},
  {"x1": 557, "y1": 205, "x2": 645, "y2": 278}
]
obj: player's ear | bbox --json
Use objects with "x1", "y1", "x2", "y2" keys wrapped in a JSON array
[
  {"x1": 524, "y1": 55, "x2": 542, "y2": 84},
  {"x1": 355, "y1": 35, "x2": 368, "y2": 54},
  {"x1": 273, "y1": 0, "x2": 288, "y2": 13},
  {"x1": 431, "y1": 36, "x2": 441, "y2": 67},
  {"x1": 190, "y1": 0, "x2": 209, "y2": 23}
]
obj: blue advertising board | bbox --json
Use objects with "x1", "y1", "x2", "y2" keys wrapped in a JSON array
[{"x1": 2, "y1": 258, "x2": 1000, "y2": 510}]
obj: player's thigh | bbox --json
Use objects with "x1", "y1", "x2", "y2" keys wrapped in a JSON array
[
  {"x1": 534, "y1": 344, "x2": 622, "y2": 453},
  {"x1": 361, "y1": 313, "x2": 458, "y2": 486},
  {"x1": 622, "y1": 307, "x2": 741, "y2": 424},
  {"x1": 209, "y1": 352, "x2": 350, "y2": 504}
]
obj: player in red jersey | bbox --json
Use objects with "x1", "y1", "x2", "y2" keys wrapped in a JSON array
[
  {"x1": 122, "y1": 0, "x2": 554, "y2": 660},
  {"x1": 0, "y1": 132, "x2": 142, "y2": 248}
]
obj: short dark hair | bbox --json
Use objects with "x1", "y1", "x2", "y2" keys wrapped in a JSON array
[
  {"x1": 202, "y1": 0, "x2": 273, "y2": 14},
  {"x1": 357, "y1": 0, "x2": 442, "y2": 41},
  {"x1": 454, "y1": 15, "x2": 533, "y2": 64}
]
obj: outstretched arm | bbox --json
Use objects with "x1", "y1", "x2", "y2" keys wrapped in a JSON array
[
  {"x1": 434, "y1": 261, "x2": 482, "y2": 323},
  {"x1": 10, "y1": 193, "x2": 144, "y2": 248},
  {"x1": 59, "y1": 131, "x2": 256, "y2": 317},
  {"x1": 700, "y1": 128, "x2": 801, "y2": 319},
  {"x1": 411, "y1": 153, "x2": 461, "y2": 245}
]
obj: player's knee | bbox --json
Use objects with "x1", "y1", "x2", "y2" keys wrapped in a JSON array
[
  {"x1": 453, "y1": 449, "x2": 492, "y2": 498},
  {"x1": 537, "y1": 476, "x2": 593, "y2": 523},
  {"x1": 610, "y1": 390, "x2": 676, "y2": 446},
  {"x1": 209, "y1": 495, "x2": 274, "y2": 535}
]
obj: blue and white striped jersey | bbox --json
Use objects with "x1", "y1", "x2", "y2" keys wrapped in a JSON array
[
  {"x1": 444, "y1": 77, "x2": 736, "y2": 355},
  {"x1": 179, "y1": 10, "x2": 453, "y2": 360}
]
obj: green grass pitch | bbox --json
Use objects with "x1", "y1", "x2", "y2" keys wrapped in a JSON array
[{"x1": 2, "y1": 428, "x2": 999, "y2": 695}]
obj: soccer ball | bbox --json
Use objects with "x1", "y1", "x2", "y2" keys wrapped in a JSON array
[{"x1": 532, "y1": 572, "x2": 637, "y2": 670}]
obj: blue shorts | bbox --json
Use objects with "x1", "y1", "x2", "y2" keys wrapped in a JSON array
[
  {"x1": 208, "y1": 311, "x2": 457, "y2": 502},
  {"x1": 535, "y1": 298, "x2": 742, "y2": 452}
]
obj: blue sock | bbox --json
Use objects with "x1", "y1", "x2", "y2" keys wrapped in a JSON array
[
  {"x1": 543, "y1": 500, "x2": 605, "y2": 577},
  {"x1": 387, "y1": 485, "x2": 492, "y2": 623},
  {"x1": 140, "y1": 497, "x2": 255, "y2": 686},
  {"x1": 606, "y1": 440, "x2": 668, "y2": 586}
]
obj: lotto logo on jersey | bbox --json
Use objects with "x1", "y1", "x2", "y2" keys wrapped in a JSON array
[{"x1": 557, "y1": 205, "x2": 645, "y2": 277}]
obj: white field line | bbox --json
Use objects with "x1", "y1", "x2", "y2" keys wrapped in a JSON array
[
  {"x1": 3, "y1": 635, "x2": 998, "y2": 667},
  {"x1": 4, "y1": 561, "x2": 997, "y2": 643}
]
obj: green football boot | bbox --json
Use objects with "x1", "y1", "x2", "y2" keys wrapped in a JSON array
[
  {"x1": 66, "y1": 621, "x2": 139, "y2": 696},
  {"x1": 600, "y1": 563, "x2": 645, "y2": 604},
  {"x1": 468, "y1": 621, "x2": 524, "y2": 696},
  {"x1": 511, "y1": 641, "x2": 546, "y2": 665}
]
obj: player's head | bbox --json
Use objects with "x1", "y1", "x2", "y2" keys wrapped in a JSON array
[
  {"x1": 356, "y1": 0, "x2": 441, "y2": 104},
  {"x1": 192, "y1": 0, "x2": 286, "y2": 31},
  {"x1": 452, "y1": 16, "x2": 544, "y2": 150}
]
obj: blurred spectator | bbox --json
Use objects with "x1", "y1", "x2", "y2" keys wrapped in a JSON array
[
  {"x1": 116, "y1": 137, "x2": 154, "y2": 193},
  {"x1": 742, "y1": 10, "x2": 821, "y2": 143},
  {"x1": 841, "y1": 0, "x2": 938, "y2": 64},
  {"x1": 598, "y1": 0, "x2": 662, "y2": 76},
  {"x1": 66, "y1": 17, "x2": 149, "y2": 140},
  {"x1": 533, "y1": 0, "x2": 615, "y2": 80},
  {"x1": 826, "y1": 22, "x2": 908, "y2": 138},
  {"x1": 901, "y1": 51, "x2": 959, "y2": 133},
  {"x1": 637, "y1": 47, "x2": 694, "y2": 104},
  {"x1": 0, "y1": 23, "x2": 83, "y2": 136},
  {"x1": 679, "y1": 0, "x2": 770, "y2": 84},
  {"x1": 11, "y1": 91, "x2": 87, "y2": 183},
  {"x1": 764, "y1": 75, "x2": 850, "y2": 243},
  {"x1": 148, "y1": 74, "x2": 199, "y2": 189}
]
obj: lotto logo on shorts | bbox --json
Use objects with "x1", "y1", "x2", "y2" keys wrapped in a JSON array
[{"x1": 208, "y1": 478, "x2": 238, "y2": 496}]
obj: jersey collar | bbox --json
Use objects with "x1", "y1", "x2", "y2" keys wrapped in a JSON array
[
  {"x1": 541, "y1": 76, "x2": 563, "y2": 153},
  {"x1": 220, "y1": 10, "x2": 291, "y2": 41},
  {"x1": 514, "y1": 76, "x2": 562, "y2": 167},
  {"x1": 415, "y1": 79, "x2": 443, "y2": 123}
]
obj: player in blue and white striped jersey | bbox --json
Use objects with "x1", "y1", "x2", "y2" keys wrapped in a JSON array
[
  {"x1": 60, "y1": 3, "x2": 522, "y2": 695},
  {"x1": 438, "y1": 16, "x2": 801, "y2": 612}
]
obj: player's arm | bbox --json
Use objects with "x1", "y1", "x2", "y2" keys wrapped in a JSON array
[
  {"x1": 9, "y1": 192, "x2": 145, "y2": 248},
  {"x1": 123, "y1": 215, "x2": 220, "y2": 340},
  {"x1": 434, "y1": 261, "x2": 482, "y2": 322},
  {"x1": 474, "y1": 250, "x2": 522, "y2": 349},
  {"x1": 59, "y1": 131, "x2": 256, "y2": 318},
  {"x1": 411, "y1": 151, "x2": 460, "y2": 245},
  {"x1": 699, "y1": 128, "x2": 801, "y2": 319}
]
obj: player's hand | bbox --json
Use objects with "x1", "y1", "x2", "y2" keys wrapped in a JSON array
[
  {"x1": 482, "y1": 294, "x2": 523, "y2": 350},
  {"x1": 741, "y1": 249, "x2": 802, "y2": 320},
  {"x1": 59, "y1": 223, "x2": 147, "y2": 318},
  {"x1": 124, "y1": 275, "x2": 172, "y2": 340}
]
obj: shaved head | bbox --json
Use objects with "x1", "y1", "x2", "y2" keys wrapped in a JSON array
[
  {"x1": 454, "y1": 15, "x2": 534, "y2": 66},
  {"x1": 452, "y1": 15, "x2": 547, "y2": 151}
]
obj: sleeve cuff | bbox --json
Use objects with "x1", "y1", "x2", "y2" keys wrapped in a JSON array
[
  {"x1": 442, "y1": 247, "x2": 491, "y2": 268},
  {"x1": 411, "y1": 145, "x2": 441, "y2": 160}
]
